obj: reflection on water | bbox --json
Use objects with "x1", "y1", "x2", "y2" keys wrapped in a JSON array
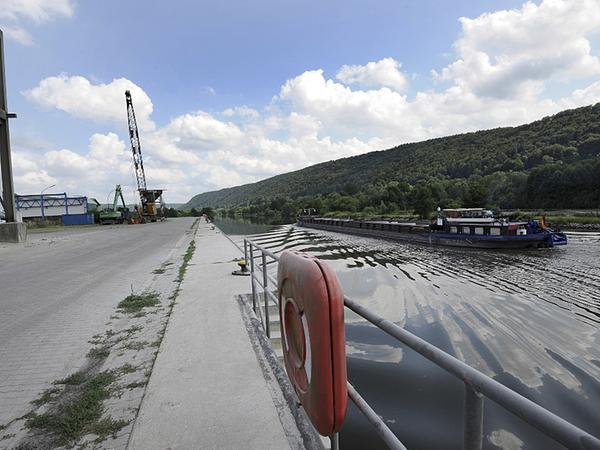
[
  {"x1": 213, "y1": 217, "x2": 281, "y2": 236},
  {"x1": 227, "y1": 223, "x2": 600, "y2": 449}
]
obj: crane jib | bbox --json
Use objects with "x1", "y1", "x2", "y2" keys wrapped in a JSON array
[{"x1": 125, "y1": 90, "x2": 147, "y2": 194}]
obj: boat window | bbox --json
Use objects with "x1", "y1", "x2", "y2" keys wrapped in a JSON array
[
  {"x1": 462, "y1": 226, "x2": 471, "y2": 234},
  {"x1": 450, "y1": 226, "x2": 457, "y2": 233},
  {"x1": 475, "y1": 227, "x2": 484, "y2": 235},
  {"x1": 490, "y1": 227, "x2": 501, "y2": 235}
]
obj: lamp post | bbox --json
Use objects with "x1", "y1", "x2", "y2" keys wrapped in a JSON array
[{"x1": 40, "y1": 183, "x2": 56, "y2": 224}]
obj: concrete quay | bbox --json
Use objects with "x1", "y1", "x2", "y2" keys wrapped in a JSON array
[
  {"x1": 129, "y1": 222, "x2": 313, "y2": 450},
  {"x1": 0, "y1": 218, "x2": 196, "y2": 436}
]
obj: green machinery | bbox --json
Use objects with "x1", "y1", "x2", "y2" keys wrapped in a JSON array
[{"x1": 98, "y1": 185, "x2": 129, "y2": 224}]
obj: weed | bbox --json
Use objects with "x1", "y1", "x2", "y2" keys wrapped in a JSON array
[
  {"x1": 108, "y1": 334, "x2": 127, "y2": 345},
  {"x1": 55, "y1": 371, "x2": 87, "y2": 386},
  {"x1": 117, "y1": 292, "x2": 160, "y2": 313},
  {"x1": 125, "y1": 381, "x2": 146, "y2": 390},
  {"x1": 152, "y1": 268, "x2": 166, "y2": 274},
  {"x1": 118, "y1": 364, "x2": 137, "y2": 374},
  {"x1": 27, "y1": 371, "x2": 123, "y2": 445},
  {"x1": 176, "y1": 240, "x2": 196, "y2": 283},
  {"x1": 123, "y1": 341, "x2": 148, "y2": 351},
  {"x1": 87, "y1": 346, "x2": 110, "y2": 359},
  {"x1": 90, "y1": 417, "x2": 128, "y2": 441},
  {"x1": 123, "y1": 325, "x2": 142, "y2": 335},
  {"x1": 32, "y1": 388, "x2": 61, "y2": 406}
]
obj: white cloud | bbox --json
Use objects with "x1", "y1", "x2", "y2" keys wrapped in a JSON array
[
  {"x1": 163, "y1": 111, "x2": 243, "y2": 150},
  {"x1": 278, "y1": 69, "x2": 421, "y2": 140},
  {"x1": 13, "y1": 132, "x2": 139, "y2": 202},
  {"x1": 222, "y1": 106, "x2": 260, "y2": 120},
  {"x1": 13, "y1": 0, "x2": 600, "y2": 203},
  {"x1": 24, "y1": 75, "x2": 155, "y2": 132},
  {"x1": 0, "y1": 0, "x2": 74, "y2": 23},
  {"x1": 336, "y1": 57, "x2": 409, "y2": 92},
  {"x1": 1, "y1": 24, "x2": 33, "y2": 46},
  {"x1": 439, "y1": 0, "x2": 600, "y2": 99},
  {"x1": 0, "y1": 0, "x2": 75, "y2": 45}
]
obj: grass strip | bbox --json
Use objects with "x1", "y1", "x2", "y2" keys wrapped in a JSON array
[
  {"x1": 27, "y1": 371, "x2": 126, "y2": 445},
  {"x1": 117, "y1": 292, "x2": 160, "y2": 313},
  {"x1": 176, "y1": 240, "x2": 195, "y2": 283}
]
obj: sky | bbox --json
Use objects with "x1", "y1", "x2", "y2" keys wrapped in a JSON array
[{"x1": 2, "y1": 0, "x2": 600, "y2": 205}]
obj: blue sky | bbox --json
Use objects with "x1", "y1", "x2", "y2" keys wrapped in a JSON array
[{"x1": 2, "y1": 0, "x2": 600, "y2": 203}]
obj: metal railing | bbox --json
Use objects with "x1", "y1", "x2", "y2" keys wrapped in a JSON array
[
  {"x1": 243, "y1": 239, "x2": 600, "y2": 450},
  {"x1": 244, "y1": 239, "x2": 279, "y2": 339}
]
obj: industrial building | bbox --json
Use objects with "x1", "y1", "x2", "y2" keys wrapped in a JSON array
[{"x1": 15, "y1": 192, "x2": 95, "y2": 225}]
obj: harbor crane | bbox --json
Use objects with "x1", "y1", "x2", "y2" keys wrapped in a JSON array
[
  {"x1": 98, "y1": 184, "x2": 129, "y2": 224},
  {"x1": 125, "y1": 90, "x2": 163, "y2": 222}
]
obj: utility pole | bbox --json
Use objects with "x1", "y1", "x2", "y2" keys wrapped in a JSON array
[
  {"x1": 0, "y1": 29, "x2": 26, "y2": 242},
  {"x1": 0, "y1": 29, "x2": 16, "y2": 221}
]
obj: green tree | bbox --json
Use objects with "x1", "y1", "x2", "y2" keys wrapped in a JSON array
[{"x1": 411, "y1": 184, "x2": 434, "y2": 219}]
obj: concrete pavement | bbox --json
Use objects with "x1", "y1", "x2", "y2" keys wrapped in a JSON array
[
  {"x1": 0, "y1": 218, "x2": 195, "y2": 428},
  {"x1": 129, "y1": 222, "x2": 305, "y2": 449}
]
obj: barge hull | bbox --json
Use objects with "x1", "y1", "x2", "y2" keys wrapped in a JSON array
[{"x1": 298, "y1": 222, "x2": 555, "y2": 249}]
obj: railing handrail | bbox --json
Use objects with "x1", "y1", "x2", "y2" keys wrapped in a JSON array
[{"x1": 243, "y1": 238, "x2": 600, "y2": 450}]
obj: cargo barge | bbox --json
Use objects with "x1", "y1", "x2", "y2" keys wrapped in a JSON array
[{"x1": 297, "y1": 208, "x2": 568, "y2": 249}]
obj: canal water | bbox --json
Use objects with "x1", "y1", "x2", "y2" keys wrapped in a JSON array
[{"x1": 216, "y1": 218, "x2": 600, "y2": 449}]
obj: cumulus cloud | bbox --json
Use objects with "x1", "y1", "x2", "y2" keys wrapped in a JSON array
[
  {"x1": 162, "y1": 112, "x2": 243, "y2": 150},
  {"x1": 279, "y1": 69, "x2": 420, "y2": 140},
  {"x1": 438, "y1": 0, "x2": 600, "y2": 99},
  {"x1": 24, "y1": 75, "x2": 155, "y2": 131},
  {"x1": 0, "y1": 0, "x2": 75, "y2": 45},
  {"x1": 222, "y1": 106, "x2": 260, "y2": 120},
  {"x1": 336, "y1": 57, "x2": 409, "y2": 92},
  {"x1": 13, "y1": 132, "x2": 139, "y2": 202},
  {"x1": 13, "y1": 0, "x2": 600, "y2": 202}
]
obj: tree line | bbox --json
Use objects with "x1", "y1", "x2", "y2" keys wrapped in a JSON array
[{"x1": 184, "y1": 104, "x2": 600, "y2": 220}]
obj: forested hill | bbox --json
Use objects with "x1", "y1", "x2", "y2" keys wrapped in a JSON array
[{"x1": 184, "y1": 104, "x2": 600, "y2": 212}]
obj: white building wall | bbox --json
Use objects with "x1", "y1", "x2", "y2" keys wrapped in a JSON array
[{"x1": 18, "y1": 204, "x2": 87, "y2": 218}]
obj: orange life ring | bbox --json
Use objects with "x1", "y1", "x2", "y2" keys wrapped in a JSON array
[{"x1": 278, "y1": 251, "x2": 347, "y2": 436}]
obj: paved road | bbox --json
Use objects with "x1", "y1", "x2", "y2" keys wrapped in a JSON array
[{"x1": 0, "y1": 218, "x2": 194, "y2": 426}]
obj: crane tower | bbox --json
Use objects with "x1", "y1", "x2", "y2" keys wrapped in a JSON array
[{"x1": 125, "y1": 90, "x2": 163, "y2": 221}]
